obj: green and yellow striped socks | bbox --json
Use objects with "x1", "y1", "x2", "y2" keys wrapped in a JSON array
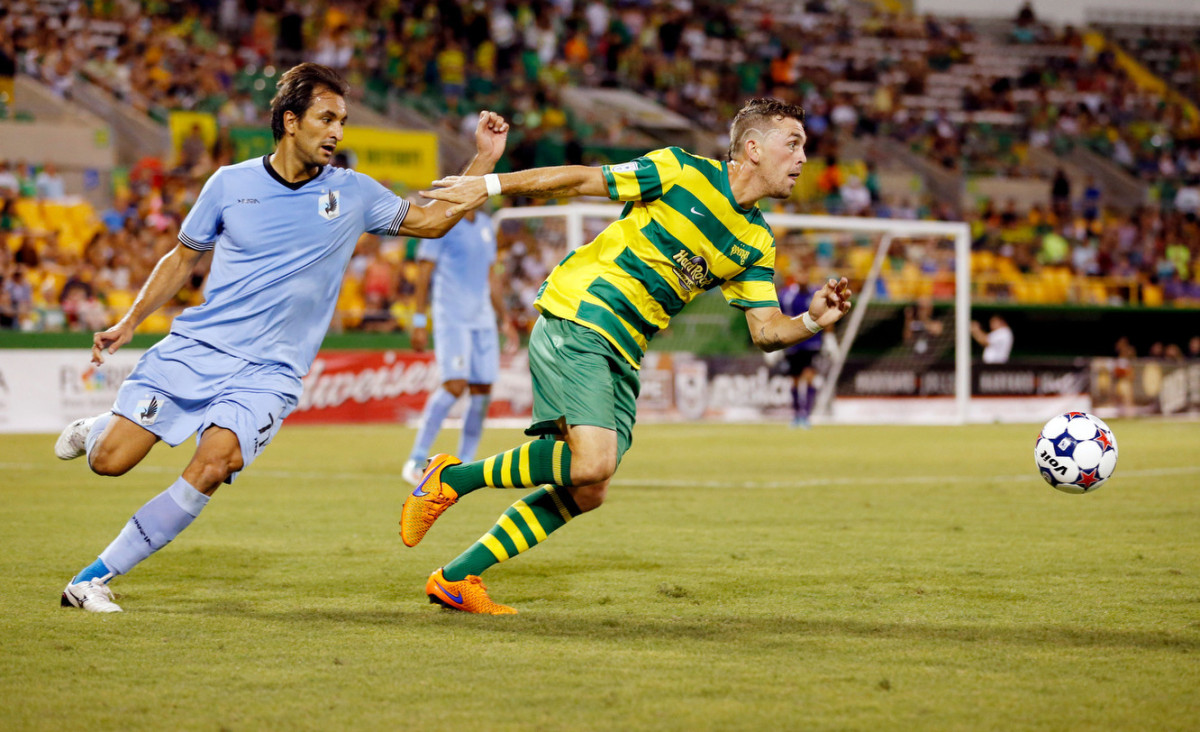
[
  {"x1": 442, "y1": 485, "x2": 582, "y2": 581},
  {"x1": 442, "y1": 440, "x2": 573, "y2": 496}
]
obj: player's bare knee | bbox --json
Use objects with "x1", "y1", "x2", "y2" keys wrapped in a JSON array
[
  {"x1": 443, "y1": 379, "x2": 468, "y2": 398},
  {"x1": 87, "y1": 444, "x2": 132, "y2": 477},
  {"x1": 568, "y1": 480, "x2": 608, "y2": 513},
  {"x1": 569, "y1": 453, "x2": 617, "y2": 486},
  {"x1": 188, "y1": 453, "x2": 244, "y2": 490}
]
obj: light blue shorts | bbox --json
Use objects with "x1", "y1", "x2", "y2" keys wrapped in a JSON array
[
  {"x1": 113, "y1": 334, "x2": 302, "y2": 482},
  {"x1": 434, "y1": 325, "x2": 499, "y2": 384}
]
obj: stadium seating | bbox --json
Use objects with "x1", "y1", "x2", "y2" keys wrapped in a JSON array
[{"x1": 2, "y1": 0, "x2": 1198, "y2": 334}]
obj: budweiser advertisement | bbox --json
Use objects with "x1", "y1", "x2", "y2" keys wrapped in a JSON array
[{"x1": 289, "y1": 350, "x2": 534, "y2": 425}]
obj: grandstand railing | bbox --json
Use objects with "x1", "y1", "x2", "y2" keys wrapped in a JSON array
[{"x1": 67, "y1": 77, "x2": 169, "y2": 166}]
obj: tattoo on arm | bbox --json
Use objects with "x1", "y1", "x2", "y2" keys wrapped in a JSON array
[{"x1": 757, "y1": 325, "x2": 786, "y2": 352}]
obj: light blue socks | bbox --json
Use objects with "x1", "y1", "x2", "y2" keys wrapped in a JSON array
[
  {"x1": 91, "y1": 477, "x2": 210, "y2": 577},
  {"x1": 84, "y1": 412, "x2": 112, "y2": 462},
  {"x1": 409, "y1": 387, "x2": 459, "y2": 463},
  {"x1": 457, "y1": 394, "x2": 490, "y2": 463}
]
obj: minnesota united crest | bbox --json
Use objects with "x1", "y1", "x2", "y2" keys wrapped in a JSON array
[
  {"x1": 318, "y1": 190, "x2": 340, "y2": 220},
  {"x1": 135, "y1": 395, "x2": 161, "y2": 426}
]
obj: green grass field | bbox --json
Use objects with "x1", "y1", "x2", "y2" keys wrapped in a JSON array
[{"x1": 2, "y1": 419, "x2": 1198, "y2": 731}]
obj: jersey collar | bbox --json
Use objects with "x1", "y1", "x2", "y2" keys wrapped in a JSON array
[
  {"x1": 262, "y1": 155, "x2": 326, "y2": 191},
  {"x1": 720, "y1": 161, "x2": 755, "y2": 215}
]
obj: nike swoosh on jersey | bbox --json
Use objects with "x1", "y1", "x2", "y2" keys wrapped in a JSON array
[{"x1": 690, "y1": 206, "x2": 705, "y2": 217}]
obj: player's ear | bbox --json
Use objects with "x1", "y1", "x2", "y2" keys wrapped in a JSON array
[
  {"x1": 745, "y1": 136, "x2": 761, "y2": 165},
  {"x1": 284, "y1": 110, "x2": 299, "y2": 137}
]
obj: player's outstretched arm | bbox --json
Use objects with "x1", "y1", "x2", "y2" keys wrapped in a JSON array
[
  {"x1": 744, "y1": 277, "x2": 852, "y2": 352},
  {"x1": 399, "y1": 111, "x2": 510, "y2": 238},
  {"x1": 419, "y1": 165, "x2": 609, "y2": 219},
  {"x1": 92, "y1": 243, "x2": 207, "y2": 365}
]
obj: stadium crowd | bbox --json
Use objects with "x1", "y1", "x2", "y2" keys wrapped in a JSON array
[
  {"x1": 8, "y1": 0, "x2": 1199, "y2": 181},
  {"x1": 2, "y1": 0, "x2": 1199, "y2": 334}
]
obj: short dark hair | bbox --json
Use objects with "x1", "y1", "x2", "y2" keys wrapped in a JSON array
[
  {"x1": 270, "y1": 63, "x2": 350, "y2": 142},
  {"x1": 728, "y1": 98, "x2": 806, "y2": 161}
]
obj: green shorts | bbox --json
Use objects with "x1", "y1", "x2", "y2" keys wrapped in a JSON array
[{"x1": 525, "y1": 313, "x2": 640, "y2": 464}]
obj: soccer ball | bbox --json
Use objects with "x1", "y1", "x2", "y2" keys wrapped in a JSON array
[{"x1": 1034, "y1": 412, "x2": 1118, "y2": 494}]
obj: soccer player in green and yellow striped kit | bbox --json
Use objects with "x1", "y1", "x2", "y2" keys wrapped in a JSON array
[{"x1": 403, "y1": 98, "x2": 853, "y2": 614}]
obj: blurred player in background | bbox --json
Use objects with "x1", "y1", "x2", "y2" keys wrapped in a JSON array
[
  {"x1": 401, "y1": 98, "x2": 853, "y2": 614},
  {"x1": 402, "y1": 208, "x2": 519, "y2": 485},
  {"x1": 970, "y1": 313, "x2": 1013, "y2": 364},
  {"x1": 53, "y1": 63, "x2": 509, "y2": 613},
  {"x1": 778, "y1": 267, "x2": 824, "y2": 428}
]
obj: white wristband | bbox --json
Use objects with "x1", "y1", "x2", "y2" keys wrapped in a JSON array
[
  {"x1": 412, "y1": 313, "x2": 427, "y2": 329},
  {"x1": 801, "y1": 311, "x2": 822, "y2": 335},
  {"x1": 484, "y1": 173, "x2": 502, "y2": 196}
]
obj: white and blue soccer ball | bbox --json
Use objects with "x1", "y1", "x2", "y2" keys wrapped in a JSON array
[{"x1": 1034, "y1": 412, "x2": 1118, "y2": 494}]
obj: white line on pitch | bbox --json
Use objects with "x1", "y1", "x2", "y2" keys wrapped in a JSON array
[
  {"x1": 616, "y1": 465, "x2": 1200, "y2": 489},
  {"x1": 4, "y1": 462, "x2": 1198, "y2": 488}
]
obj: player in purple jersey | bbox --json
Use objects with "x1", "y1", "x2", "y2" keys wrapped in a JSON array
[
  {"x1": 778, "y1": 268, "x2": 824, "y2": 428},
  {"x1": 53, "y1": 63, "x2": 509, "y2": 612}
]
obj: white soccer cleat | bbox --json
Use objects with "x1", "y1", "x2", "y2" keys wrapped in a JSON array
[
  {"x1": 401, "y1": 458, "x2": 425, "y2": 486},
  {"x1": 61, "y1": 579, "x2": 123, "y2": 613},
  {"x1": 54, "y1": 414, "x2": 101, "y2": 460}
]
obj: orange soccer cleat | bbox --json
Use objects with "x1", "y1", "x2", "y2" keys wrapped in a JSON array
[
  {"x1": 425, "y1": 568, "x2": 517, "y2": 615},
  {"x1": 400, "y1": 454, "x2": 462, "y2": 547}
]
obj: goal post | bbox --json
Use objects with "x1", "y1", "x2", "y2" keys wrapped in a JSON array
[
  {"x1": 759, "y1": 213, "x2": 973, "y2": 424},
  {"x1": 492, "y1": 204, "x2": 973, "y2": 424}
]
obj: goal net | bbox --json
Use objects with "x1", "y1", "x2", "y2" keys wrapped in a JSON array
[{"x1": 492, "y1": 204, "x2": 972, "y2": 425}]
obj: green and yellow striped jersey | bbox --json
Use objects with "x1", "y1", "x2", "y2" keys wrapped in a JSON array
[{"x1": 533, "y1": 147, "x2": 779, "y2": 368}]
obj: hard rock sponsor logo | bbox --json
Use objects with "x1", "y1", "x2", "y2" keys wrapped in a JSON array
[{"x1": 671, "y1": 250, "x2": 714, "y2": 292}]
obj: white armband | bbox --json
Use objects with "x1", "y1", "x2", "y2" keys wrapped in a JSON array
[
  {"x1": 412, "y1": 313, "x2": 428, "y2": 329},
  {"x1": 484, "y1": 174, "x2": 502, "y2": 197},
  {"x1": 801, "y1": 311, "x2": 822, "y2": 335}
]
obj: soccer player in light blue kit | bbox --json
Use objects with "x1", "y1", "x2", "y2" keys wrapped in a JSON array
[
  {"x1": 53, "y1": 63, "x2": 510, "y2": 612},
  {"x1": 401, "y1": 209, "x2": 520, "y2": 485}
]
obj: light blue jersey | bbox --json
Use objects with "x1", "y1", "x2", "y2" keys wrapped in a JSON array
[
  {"x1": 407, "y1": 213, "x2": 501, "y2": 467},
  {"x1": 174, "y1": 156, "x2": 410, "y2": 376},
  {"x1": 416, "y1": 212, "x2": 497, "y2": 332}
]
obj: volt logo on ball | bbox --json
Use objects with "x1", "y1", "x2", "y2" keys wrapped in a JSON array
[
  {"x1": 1033, "y1": 412, "x2": 1118, "y2": 495},
  {"x1": 1039, "y1": 450, "x2": 1069, "y2": 475}
]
